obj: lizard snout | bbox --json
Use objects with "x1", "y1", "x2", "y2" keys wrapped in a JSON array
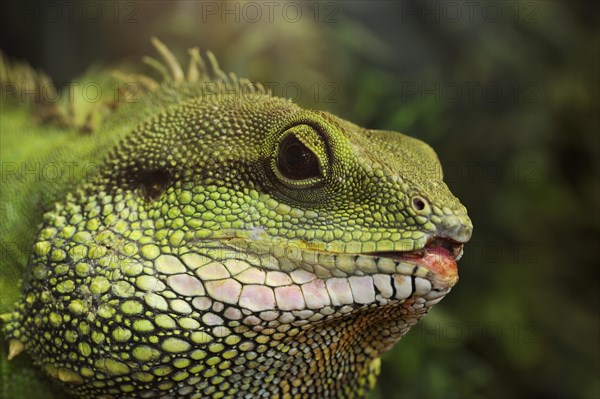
[{"x1": 436, "y1": 214, "x2": 473, "y2": 243}]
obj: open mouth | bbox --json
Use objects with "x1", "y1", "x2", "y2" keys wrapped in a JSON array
[
  {"x1": 366, "y1": 236, "x2": 463, "y2": 261},
  {"x1": 364, "y1": 236, "x2": 463, "y2": 285}
]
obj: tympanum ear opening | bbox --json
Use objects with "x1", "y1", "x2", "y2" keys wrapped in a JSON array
[{"x1": 137, "y1": 170, "x2": 172, "y2": 202}]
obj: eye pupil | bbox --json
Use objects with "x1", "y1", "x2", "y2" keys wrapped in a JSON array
[
  {"x1": 277, "y1": 135, "x2": 320, "y2": 180},
  {"x1": 284, "y1": 143, "x2": 308, "y2": 168}
]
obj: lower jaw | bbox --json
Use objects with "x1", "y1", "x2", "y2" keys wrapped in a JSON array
[
  {"x1": 305, "y1": 295, "x2": 434, "y2": 349},
  {"x1": 272, "y1": 299, "x2": 434, "y2": 397}
]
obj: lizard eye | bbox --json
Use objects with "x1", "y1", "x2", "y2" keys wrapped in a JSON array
[
  {"x1": 277, "y1": 134, "x2": 321, "y2": 180},
  {"x1": 268, "y1": 123, "x2": 329, "y2": 191}
]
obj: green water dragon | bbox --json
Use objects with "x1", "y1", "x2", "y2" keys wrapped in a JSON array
[{"x1": 0, "y1": 38, "x2": 472, "y2": 399}]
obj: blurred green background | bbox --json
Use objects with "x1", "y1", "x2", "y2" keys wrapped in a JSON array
[{"x1": 1, "y1": 1, "x2": 598, "y2": 398}]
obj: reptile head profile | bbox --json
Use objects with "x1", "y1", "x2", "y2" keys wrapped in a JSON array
[{"x1": 2, "y1": 39, "x2": 472, "y2": 398}]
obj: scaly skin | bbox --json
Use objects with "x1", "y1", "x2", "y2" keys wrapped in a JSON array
[{"x1": 1, "y1": 40, "x2": 472, "y2": 399}]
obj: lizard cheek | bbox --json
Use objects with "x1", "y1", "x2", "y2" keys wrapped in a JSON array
[
  {"x1": 166, "y1": 274, "x2": 205, "y2": 297},
  {"x1": 239, "y1": 286, "x2": 276, "y2": 312},
  {"x1": 274, "y1": 286, "x2": 306, "y2": 311}
]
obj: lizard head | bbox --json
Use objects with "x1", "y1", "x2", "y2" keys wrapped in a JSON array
[{"x1": 4, "y1": 41, "x2": 472, "y2": 398}]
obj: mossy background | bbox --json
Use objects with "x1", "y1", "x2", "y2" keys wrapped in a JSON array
[{"x1": 1, "y1": 1, "x2": 598, "y2": 398}]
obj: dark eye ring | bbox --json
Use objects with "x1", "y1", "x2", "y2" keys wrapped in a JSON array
[{"x1": 277, "y1": 135, "x2": 321, "y2": 180}]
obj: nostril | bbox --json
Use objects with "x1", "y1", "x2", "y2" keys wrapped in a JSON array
[{"x1": 412, "y1": 196, "x2": 427, "y2": 211}]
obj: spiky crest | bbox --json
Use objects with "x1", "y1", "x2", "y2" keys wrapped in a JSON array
[{"x1": 0, "y1": 38, "x2": 268, "y2": 131}]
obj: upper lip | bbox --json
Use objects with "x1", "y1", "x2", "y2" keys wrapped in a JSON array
[{"x1": 363, "y1": 236, "x2": 464, "y2": 261}]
